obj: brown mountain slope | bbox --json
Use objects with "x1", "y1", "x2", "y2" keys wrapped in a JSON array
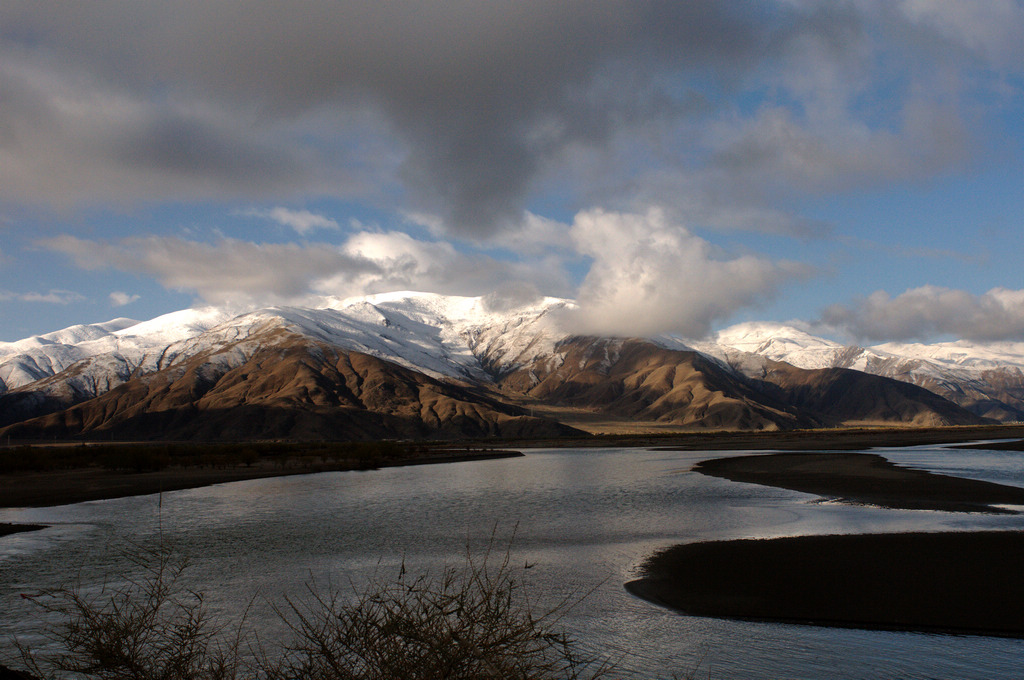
[
  {"x1": 497, "y1": 338, "x2": 819, "y2": 431},
  {"x1": 921, "y1": 367, "x2": 1024, "y2": 422},
  {"x1": 755, "y1": 361, "x2": 990, "y2": 427},
  {"x1": 0, "y1": 330, "x2": 991, "y2": 442},
  {"x1": 0, "y1": 331, "x2": 580, "y2": 441},
  {"x1": 845, "y1": 354, "x2": 1024, "y2": 422}
]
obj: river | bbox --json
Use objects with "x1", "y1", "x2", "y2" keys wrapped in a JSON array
[{"x1": 2, "y1": 445, "x2": 1024, "y2": 678}]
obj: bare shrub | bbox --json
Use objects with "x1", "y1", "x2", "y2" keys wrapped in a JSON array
[
  {"x1": 12, "y1": 545, "x2": 247, "y2": 680},
  {"x1": 10, "y1": 536, "x2": 611, "y2": 680},
  {"x1": 264, "y1": 538, "x2": 610, "y2": 680}
]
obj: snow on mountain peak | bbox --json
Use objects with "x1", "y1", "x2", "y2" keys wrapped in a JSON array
[
  {"x1": 716, "y1": 321, "x2": 842, "y2": 353},
  {"x1": 6, "y1": 291, "x2": 1024, "y2": 424},
  {"x1": 707, "y1": 321, "x2": 848, "y2": 371},
  {"x1": 871, "y1": 339, "x2": 1024, "y2": 371},
  {"x1": 0, "y1": 307, "x2": 238, "y2": 392},
  {"x1": 112, "y1": 307, "x2": 235, "y2": 343},
  {"x1": 0, "y1": 319, "x2": 133, "y2": 357},
  {"x1": 0, "y1": 292, "x2": 583, "y2": 399},
  {"x1": 324, "y1": 290, "x2": 572, "y2": 327},
  {"x1": 250, "y1": 291, "x2": 575, "y2": 380}
]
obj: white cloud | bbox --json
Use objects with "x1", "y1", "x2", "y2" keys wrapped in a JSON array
[
  {"x1": 401, "y1": 211, "x2": 447, "y2": 237},
  {"x1": 322, "y1": 230, "x2": 571, "y2": 300},
  {"x1": 245, "y1": 207, "x2": 340, "y2": 235},
  {"x1": 0, "y1": 289, "x2": 85, "y2": 305},
  {"x1": 40, "y1": 235, "x2": 382, "y2": 308},
  {"x1": 38, "y1": 230, "x2": 572, "y2": 310},
  {"x1": 481, "y1": 282, "x2": 544, "y2": 313},
  {"x1": 109, "y1": 291, "x2": 141, "y2": 307},
  {"x1": 566, "y1": 208, "x2": 809, "y2": 338},
  {"x1": 822, "y1": 285, "x2": 1024, "y2": 342},
  {"x1": 489, "y1": 212, "x2": 575, "y2": 256}
]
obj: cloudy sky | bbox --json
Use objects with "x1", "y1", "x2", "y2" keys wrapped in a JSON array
[{"x1": 1, "y1": 1, "x2": 1022, "y2": 344}]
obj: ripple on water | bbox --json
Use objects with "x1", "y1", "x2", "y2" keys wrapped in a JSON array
[{"x1": 3, "y1": 446, "x2": 1024, "y2": 679}]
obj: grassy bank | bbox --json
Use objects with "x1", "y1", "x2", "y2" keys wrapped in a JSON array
[
  {"x1": 0, "y1": 440, "x2": 420, "y2": 474},
  {"x1": 0, "y1": 523, "x2": 47, "y2": 538}
]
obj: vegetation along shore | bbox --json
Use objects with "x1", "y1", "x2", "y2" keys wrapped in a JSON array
[
  {"x1": 0, "y1": 440, "x2": 520, "y2": 510},
  {"x1": 4, "y1": 424, "x2": 1024, "y2": 512}
]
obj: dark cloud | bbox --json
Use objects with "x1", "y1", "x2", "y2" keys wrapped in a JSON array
[
  {"x1": 0, "y1": 60, "x2": 324, "y2": 205},
  {"x1": 893, "y1": 0, "x2": 1024, "y2": 68},
  {"x1": 113, "y1": 115, "x2": 294, "y2": 181},
  {"x1": 0, "y1": 1, "x2": 1018, "y2": 237},
  {"x1": 0, "y1": 2, "x2": 775, "y2": 233}
]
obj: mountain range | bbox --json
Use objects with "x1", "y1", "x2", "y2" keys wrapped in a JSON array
[{"x1": 2, "y1": 291, "x2": 1021, "y2": 441}]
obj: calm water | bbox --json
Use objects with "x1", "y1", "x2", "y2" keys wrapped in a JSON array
[{"x1": 3, "y1": 445, "x2": 1024, "y2": 679}]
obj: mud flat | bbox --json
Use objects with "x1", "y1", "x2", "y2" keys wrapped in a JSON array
[
  {"x1": 627, "y1": 451, "x2": 1024, "y2": 635},
  {"x1": 694, "y1": 451, "x2": 1024, "y2": 512},
  {"x1": 626, "y1": 531, "x2": 1024, "y2": 637}
]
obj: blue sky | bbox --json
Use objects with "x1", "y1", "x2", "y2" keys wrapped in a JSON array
[{"x1": 1, "y1": 1, "x2": 1022, "y2": 344}]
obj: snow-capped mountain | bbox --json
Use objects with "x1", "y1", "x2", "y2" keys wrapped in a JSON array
[
  {"x1": 0, "y1": 293, "x2": 582, "y2": 433},
  {"x1": 0, "y1": 292, "x2": 1015, "y2": 440},
  {"x1": 0, "y1": 307, "x2": 234, "y2": 392},
  {"x1": 0, "y1": 293, "x2": 566, "y2": 393},
  {"x1": 710, "y1": 322, "x2": 1024, "y2": 421},
  {"x1": 712, "y1": 321, "x2": 1024, "y2": 377}
]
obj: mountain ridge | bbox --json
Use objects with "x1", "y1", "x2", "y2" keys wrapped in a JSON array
[{"x1": 0, "y1": 292, "x2": 1010, "y2": 440}]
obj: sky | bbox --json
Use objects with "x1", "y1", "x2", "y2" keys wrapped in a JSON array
[{"x1": 1, "y1": 1, "x2": 1022, "y2": 345}]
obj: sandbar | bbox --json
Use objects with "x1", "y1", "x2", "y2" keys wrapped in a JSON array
[
  {"x1": 627, "y1": 531, "x2": 1024, "y2": 637},
  {"x1": 627, "y1": 451, "x2": 1024, "y2": 635},
  {"x1": 694, "y1": 451, "x2": 1024, "y2": 512}
]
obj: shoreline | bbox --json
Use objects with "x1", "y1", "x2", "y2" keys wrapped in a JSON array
[
  {"x1": 0, "y1": 450, "x2": 521, "y2": 512},
  {"x1": 693, "y1": 451, "x2": 1024, "y2": 512},
  {"x1": 0, "y1": 522, "x2": 48, "y2": 538},
  {"x1": 496, "y1": 423, "x2": 1024, "y2": 451},
  {"x1": 626, "y1": 531, "x2": 1024, "y2": 638},
  {"x1": 627, "y1": 449, "x2": 1024, "y2": 636},
  {"x1": 5, "y1": 423, "x2": 1024, "y2": 513}
]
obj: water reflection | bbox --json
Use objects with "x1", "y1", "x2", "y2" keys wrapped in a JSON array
[{"x1": 2, "y1": 446, "x2": 1024, "y2": 678}]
